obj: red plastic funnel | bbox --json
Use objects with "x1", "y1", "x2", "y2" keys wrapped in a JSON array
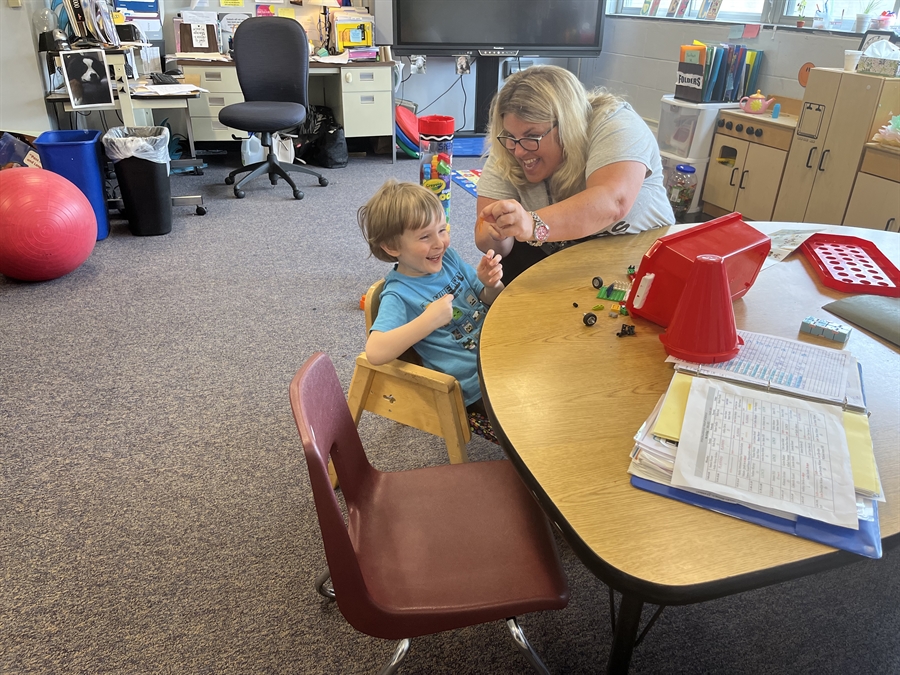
[{"x1": 659, "y1": 254, "x2": 743, "y2": 363}]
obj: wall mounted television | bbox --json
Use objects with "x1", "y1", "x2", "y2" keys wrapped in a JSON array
[{"x1": 392, "y1": 0, "x2": 604, "y2": 58}]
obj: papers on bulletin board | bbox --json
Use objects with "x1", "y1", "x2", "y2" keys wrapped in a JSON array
[{"x1": 182, "y1": 10, "x2": 218, "y2": 23}]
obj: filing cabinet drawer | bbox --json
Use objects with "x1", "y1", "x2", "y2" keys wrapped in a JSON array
[
  {"x1": 193, "y1": 67, "x2": 241, "y2": 92},
  {"x1": 342, "y1": 90, "x2": 393, "y2": 137},
  {"x1": 192, "y1": 117, "x2": 245, "y2": 141},
  {"x1": 341, "y1": 67, "x2": 391, "y2": 92},
  {"x1": 188, "y1": 91, "x2": 244, "y2": 117}
]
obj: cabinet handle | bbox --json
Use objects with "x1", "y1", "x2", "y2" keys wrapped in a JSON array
[
  {"x1": 209, "y1": 96, "x2": 225, "y2": 107},
  {"x1": 817, "y1": 149, "x2": 830, "y2": 172},
  {"x1": 806, "y1": 146, "x2": 818, "y2": 168},
  {"x1": 360, "y1": 72, "x2": 374, "y2": 81},
  {"x1": 887, "y1": 218, "x2": 896, "y2": 232},
  {"x1": 345, "y1": 72, "x2": 353, "y2": 83},
  {"x1": 205, "y1": 72, "x2": 221, "y2": 81},
  {"x1": 359, "y1": 95, "x2": 375, "y2": 104},
  {"x1": 729, "y1": 167, "x2": 738, "y2": 186},
  {"x1": 739, "y1": 170, "x2": 748, "y2": 190}
]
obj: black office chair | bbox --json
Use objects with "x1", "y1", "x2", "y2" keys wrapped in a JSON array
[{"x1": 218, "y1": 17, "x2": 328, "y2": 200}]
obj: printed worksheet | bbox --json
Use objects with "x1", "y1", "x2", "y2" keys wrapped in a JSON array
[
  {"x1": 671, "y1": 377, "x2": 858, "y2": 529},
  {"x1": 668, "y1": 330, "x2": 854, "y2": 404}
]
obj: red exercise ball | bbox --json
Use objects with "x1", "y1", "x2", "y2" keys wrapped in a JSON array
[{"x1": 0, "y1": 168, "x2": 96, "y2": 282}]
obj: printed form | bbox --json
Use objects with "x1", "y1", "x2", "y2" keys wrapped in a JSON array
[
  {"x1": 671, "y1": 378, "x2": 859, "y2": 529},
  {"x1": 669, "y1": 330, "x2": 857, "y2": 406}
]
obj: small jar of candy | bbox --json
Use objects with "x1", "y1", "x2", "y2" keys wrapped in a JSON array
[
  {"x1": 418, "y1": 115, "x2": 454, "y2": 223},
  {"x1": 666, "y1": 164, "x2": 697, "y2": 221}
]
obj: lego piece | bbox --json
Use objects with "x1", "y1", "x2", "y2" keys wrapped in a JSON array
[
  {"x1": 573, "y1": 302, "x2": 579, "y2": 308},
  {"x1": 609, "y1": 311, "x2": 619, "y2": 318},
  {"x1": 592, "y1": 305, "x2": 604, "y2": 311},
  {"x1": 583, "y1": 312, "x2": 597, "y2": 326},
  {"x1": 619, "y1": 306, "x2": 629, "y2": 316},
  {"x1": 592, "y1": 276, "x2": 603, "y2": 289},
  {"x1": 616, "y1": 324, "x2": 636, "y2": 337}
]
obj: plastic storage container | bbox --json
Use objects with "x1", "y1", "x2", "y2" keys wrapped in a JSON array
[
  {"x1": 666, "y1": 164, "x2": 698, "y2": 221},
  {"x1": 34, "y1": 129, "x2": 109, "y2": 240},
  {"x1": 657, "y1": 95, "x2": 739, "y2": 159},
  {"x1": 625, "y1": 212, "x2": 770, "y2": 328},
  {"x1": 102, "y1": 126, "x2": 172, "y2": 236},
  {"x1": 659, "y1": 151, "x2": 708, "y2": 215},
  {"x1": 419, "y1": 115, "x2": 454, "y2": 223}
]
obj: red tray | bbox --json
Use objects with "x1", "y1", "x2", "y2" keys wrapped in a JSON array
[{"x1": 800, "y1": 233, "x2": 900, "y2": 297}]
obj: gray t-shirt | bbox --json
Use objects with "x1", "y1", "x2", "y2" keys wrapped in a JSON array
[{"x1": 478, "y1": 102, "x2": 674, "y2": 239}]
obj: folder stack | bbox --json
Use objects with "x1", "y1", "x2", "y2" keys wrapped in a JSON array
[
  {"x1": 628, "y1": 330, "x2": 884, "y2": 559},
  {"x1": 675, "y1": 41, "x2": 765, "y2": 103}
]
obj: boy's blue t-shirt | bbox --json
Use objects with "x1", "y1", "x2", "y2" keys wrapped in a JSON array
[{"x1": 370, "y1": 247, "x2": 487, "y2": 406}]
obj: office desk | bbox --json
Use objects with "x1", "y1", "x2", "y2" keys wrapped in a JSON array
[
  {"x1": 180, "y1": 60, "x2": 396, "y2": 162},
  {"x1": 478, "y1": 223, "x2": 899, "y2": 673}
]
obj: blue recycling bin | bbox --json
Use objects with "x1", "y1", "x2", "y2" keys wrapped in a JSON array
[{"x1": 34, "y1": 129, "x2": 109, "y2": 240}]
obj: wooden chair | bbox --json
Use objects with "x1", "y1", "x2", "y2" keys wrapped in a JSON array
[{"x1": 346, "y1": 279, "x2": 471, "y2": 465}]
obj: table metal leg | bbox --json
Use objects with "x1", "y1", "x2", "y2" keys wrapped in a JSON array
[{"x1": 607, "y1": 594, "x2": 643, "y2": 674}]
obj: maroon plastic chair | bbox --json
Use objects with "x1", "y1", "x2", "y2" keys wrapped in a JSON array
[{"x1": 290, "y1": 352, "x2": 569, "y2": 674}]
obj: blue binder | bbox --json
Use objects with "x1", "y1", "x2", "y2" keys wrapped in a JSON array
[{"x1": 631, "y1": 476, "x2": 883, "y2": 559}]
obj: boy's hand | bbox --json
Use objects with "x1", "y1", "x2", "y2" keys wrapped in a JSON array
[
  {"x1": 423, "y1": 294, "x2": 455, "y2": 330},
  {"x1": 477, "y1": 249, "x2": 503, "y2": 288}
]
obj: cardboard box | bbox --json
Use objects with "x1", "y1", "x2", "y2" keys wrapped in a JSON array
[{"x1": 857, "y1": 56, "x2": 900, "y2": 78}]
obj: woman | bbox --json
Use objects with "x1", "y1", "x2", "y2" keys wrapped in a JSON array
[{"x1": 475, "y1": 65, "x2": 674, "y2": 283}]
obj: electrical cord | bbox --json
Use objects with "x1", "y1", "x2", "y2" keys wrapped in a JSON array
[{"x1": 418, "y1": 73, "x2": 463, "y2": 114}]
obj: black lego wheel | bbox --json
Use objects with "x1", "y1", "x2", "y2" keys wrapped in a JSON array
[
  {"x1": 225, "y1": 176, "x2": 235, "y2": 185},
  {"x1": 235, "y1": 189, "x2": 245, "y2": 199},
  {"x1": 583, "y1": 312, "x2": 597, "y2": 326},
  {"x1": 592, "y1": 276, "x2": 603, "y2": 289},
  {"x1": 293, "y1": 189, "x2": 304, "y2": 200},
  {"x1": 319, "y1": 177, "x2": 329, "y2": 187}
]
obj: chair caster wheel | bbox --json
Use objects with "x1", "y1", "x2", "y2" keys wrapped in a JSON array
[
  {"x1": 194, "y1": 169, "x2": 204, "y2": 176},
  {"x1": 225, "y1": 176, "x2": 235, "y2": 185},
  {"x1": 319, "y1": 177, "x2": 329, "y2": 186},
  {"x1": 271, "y1": 176, "x2": 279, "y2": 185},
  {"x1": 235, "y1": 189, "x2": 245, "y2": 199},
  {"x1": 293, "y1": 189, "x2": 304, "y2": 200},
  {"x1": 196, "y1": 206, "x2": 207, "y2": 216}
]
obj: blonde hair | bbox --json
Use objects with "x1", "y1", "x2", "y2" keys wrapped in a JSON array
[
  {"x1": 358, "y1": 179, "x2": 444, "y2": 263},
  {"x1": 486, "y1": 65, "x2": 623, "y2": 202}
]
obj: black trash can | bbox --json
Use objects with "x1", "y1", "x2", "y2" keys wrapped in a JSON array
[{"x1": 102, "y1": 127, "x2": 173, "y2": 236}]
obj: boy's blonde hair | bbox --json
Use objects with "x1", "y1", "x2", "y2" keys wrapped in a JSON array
[{"x1": 358, "y1": 179, "x2": 445, "y2": 263}]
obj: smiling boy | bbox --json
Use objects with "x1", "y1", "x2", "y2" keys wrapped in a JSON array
[{"x1": 358, "y1": 180, "x2": 503, "y2": 412}]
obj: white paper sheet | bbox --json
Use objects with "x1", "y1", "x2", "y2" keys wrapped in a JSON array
[{"x1": 671, "y1": 378, "x2": 858, "y2": 529}]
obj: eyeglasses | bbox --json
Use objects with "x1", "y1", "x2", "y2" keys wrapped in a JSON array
[{"x1": 497, "y1": 123, "x2": 557, "y2": 152}]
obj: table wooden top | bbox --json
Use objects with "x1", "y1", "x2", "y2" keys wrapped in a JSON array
[{"x1": 479, "y1": 222, "x2": 900, "y2": 605}]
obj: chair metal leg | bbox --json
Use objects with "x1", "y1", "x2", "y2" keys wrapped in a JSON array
[
  {"x1": 378, "y1": 639, "x2": 411, "y2": 675},
  {"x1": 315, "y1": 567, "x2": 335, "y2": 600},
  {"x1": 506, "y1": 617, "x2": 550, "y2": 675}
]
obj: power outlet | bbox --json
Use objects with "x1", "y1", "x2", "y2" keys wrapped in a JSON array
[
  {"x1": 454, "y1": 54, "x2": 471, "y2": 75},
  {"x1": 410, "y1": 55, "x2": 426, "y2": 75}
]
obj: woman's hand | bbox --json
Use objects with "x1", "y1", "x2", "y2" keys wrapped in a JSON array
[{"x1": 479, "y1": 199, "x2": 533, "y2": 242}]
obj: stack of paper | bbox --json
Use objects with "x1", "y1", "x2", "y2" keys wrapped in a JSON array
[{"x1": 629, "y1": 331, "x2": 884, "y2": 559}]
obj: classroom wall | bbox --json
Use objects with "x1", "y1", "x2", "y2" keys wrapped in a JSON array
[
  {"x1": 580, "y1": 16, "x2": 862, "y2": 127},
  {"x1": 0, "y1": 0, "x2": 55, "y2": 135}
]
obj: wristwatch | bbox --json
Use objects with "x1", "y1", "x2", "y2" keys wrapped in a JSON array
[{"x1": 528, "y1": 211, "x2": 550, "y2": 247}]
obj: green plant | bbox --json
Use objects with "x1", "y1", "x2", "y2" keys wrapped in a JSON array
[
  {"x1": 862, "y1": 0, "x2": 882, "y2": 15},
  {"x1": 796, "y1": 0, "x2": 807, "y2": 19}
]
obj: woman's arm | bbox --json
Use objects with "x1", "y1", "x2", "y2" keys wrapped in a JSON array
[
  {"x1": 479, "y1": 160, "x2": 647, "y2": 244},
  {"x1": 365, "y1": 295, "x2": 454, "y2": 365},
  {"x1": 474, "y1": 195, "x2": 515, "y2": 257}
]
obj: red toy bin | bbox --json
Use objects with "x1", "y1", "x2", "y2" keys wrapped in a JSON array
[{"x1": 625, "y1": 212, "x2": 770, "y2": 328}]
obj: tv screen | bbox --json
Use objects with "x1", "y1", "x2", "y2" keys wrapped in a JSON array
[{"x1": 393, "y1": 0, "x2": 604, "y2": 57}]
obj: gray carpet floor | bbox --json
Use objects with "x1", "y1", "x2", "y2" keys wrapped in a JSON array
[{"x1": 2, "y1": 150, "x2": 898, "y2": 674}]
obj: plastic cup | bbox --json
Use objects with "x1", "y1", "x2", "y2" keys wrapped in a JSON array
[
  {"x1": 844, "y1": 50, "x2": 863, "y2": 72},
  {"x1": 659, "y1": 254, "x2": 743, "y2": 364}
]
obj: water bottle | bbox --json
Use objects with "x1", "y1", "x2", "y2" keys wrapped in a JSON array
[
  {"x1": 666, "y1": 164, "x2": 697, "y2": 221},
  {"x1": 418, "y1": 115, "x2": 454, "y2": 224}
]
